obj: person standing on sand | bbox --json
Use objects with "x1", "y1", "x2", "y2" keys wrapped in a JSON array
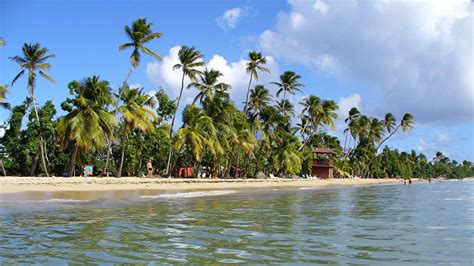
[{"x1": 147, "y1": 160, "x2": 153, "y2": 178}]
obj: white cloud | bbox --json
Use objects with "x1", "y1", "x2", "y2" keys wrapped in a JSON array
[
  {"x1": 435, "y1": 130, "x2": 452, "y2": 145},
  {"x1": 259, "y1": 0, "x2": 473, "y2": 123},
  {"x1": 146, "y1": 46, "x2": 281, "y2": 110},
  {"x1": 336, "y1": 93, "x2": 362, "y2": 120},
  {"x1": 217, "y1": 7, "x2": 243, "y2": 30}
]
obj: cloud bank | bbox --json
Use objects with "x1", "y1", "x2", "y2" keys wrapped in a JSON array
[{"x1": 259, "y1": 0, "x2": 473, "y2": 123}]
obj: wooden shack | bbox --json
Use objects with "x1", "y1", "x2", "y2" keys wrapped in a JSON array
[{"x1": 312, "y1": 148, "x2": 335, "y2": 179}]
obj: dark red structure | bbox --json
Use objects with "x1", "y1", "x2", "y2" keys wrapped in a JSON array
[{"x1": 312, "y1": 148, "x2": 335, "y2": 179}]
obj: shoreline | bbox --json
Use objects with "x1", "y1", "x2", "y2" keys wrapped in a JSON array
[{"x1": 0, "y1": 176, "x2": 414, "y2": 194}]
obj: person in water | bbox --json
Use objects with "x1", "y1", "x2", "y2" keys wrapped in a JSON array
[
  {"x1": 408, "y1": 178, "x2": 412, "y2": 184},
  {"x1": 147, "y1": 160, "x2": 153, "y2": 178}
]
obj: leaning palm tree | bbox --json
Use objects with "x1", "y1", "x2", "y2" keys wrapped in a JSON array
[
  {"x1": 271, "y1": 71, "x2": 304, "y2": 116},
  {"x1": 116, "y1": 86, "x2": 156, "y2": 177},
  {"x1": 166, "y1": 46, "x2": 205, "y2": 175},
  {"x1": 0, "y1": 85, "x2": 11, "y2": 109},
  {"x1": 189, "y1": 68, "x2": 230, "y2": 109},
  {"x1": 10, "y1": 43, "x2": 55, "y2": 176},
  {"x1": 243, "y1": 51, "x2": 270, "y2": 114},
  {"x1": 57, "y1": 76, "x2": 117, "y2": 177},
  {"x1": 104, "y1": 18, "x2": 162, "y2": 173},
  {"x1": 376, "y1": 113, "x2": 414, "y2": 150}
]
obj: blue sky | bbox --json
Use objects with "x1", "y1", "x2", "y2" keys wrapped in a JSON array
[{"x1": 0, "y1": 0, "x2": 472, "y2": 162}]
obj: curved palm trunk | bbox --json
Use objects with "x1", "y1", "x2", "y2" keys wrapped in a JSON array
[
  {"x1": 31, "y1": 96, "x2": 49, "y2": 177},
  {"x1": 282, "y1": 89, "x2": 287, "y2": 117},
  {"x1": 68, "y1": 143, "x2": 79, "y2": 177},
  {"x1": 117, "y1": 127, "x2": 128, "y2": 178},
  {"x1": 166, "y1": 71, "x2": 186, "y2": 176},
  {"x1": 103, "y1": 67, "x2": 134, "y2": 175},
  {"x1": 376, "y1": 124, "x2": 401, "y2": 151},
  {"x1": 0, "y1": 158, "x2": 6, "y2": 176}
]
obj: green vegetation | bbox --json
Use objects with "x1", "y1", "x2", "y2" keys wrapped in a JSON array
[{"x1": 0, "y1": 18, "x2": 472, "y2": 179}]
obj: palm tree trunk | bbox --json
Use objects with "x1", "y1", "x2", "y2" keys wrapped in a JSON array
[
  {"x1": 31, "y1": 96, "x2": 49, "y2": 177},
  {"x1": 166, "y1": 71, "x2": 186, "y2": 176},
  {"x1": 282, "y1": 89, "x2": 287, "y2": 117},
  {"x1": 117, "y1": 127, "x2": 128, "y2": 178},
  {"x1": 0, "y1": 158, "x2": 6, "y2": 176},
  {"x1": 243, "y1": 73, "x2": 253, "y2": 115},
  {"x1": 103, "y1": 66, "x2": 134, "y2": 174},
  {"x1": 68, "y1": 143, "x2": 79, "y2": 177},
  {"x1": 29, "y1": 152, "x2": 39, "y2": 176},
  {"x1": 376, "y1": 125, "x2": 401, "y2": 151}
]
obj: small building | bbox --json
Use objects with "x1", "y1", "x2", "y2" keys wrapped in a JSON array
[{"x1": 312, "y1": 148, "x2": 336, "y2": 179}]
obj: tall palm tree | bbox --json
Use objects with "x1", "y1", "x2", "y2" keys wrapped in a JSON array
[
  {"x1": 104, "y1": 18, "x2": 162, "y2": 173},
  {"x1": 188, "y1": 68, "x2": 230, "y2": 109},
  {"x1": 271, "y1": 71, "x2": 304, "y2": 116},
  {"x1": 299, "y1": 96, "x2": 338, "y2": 150},
  {"x1": 243, "y1": 51, "x2": 269, "y2": 114},
  {"x1": 376, "y1": 113, "x2": 414, "y2": 150},
  {"x1": 248, "y1": 85, "x2": 272, "y2": 114},
  {"x1": 57, "y1": 76, "x2": 117, "y2": 177},
  {"x1": 166, "y1": 46, "x2": 205, "y2": 175},
  {"x1": 116, "y1": 86, "x2": 156, "y2": 177},
  {"x1": 277, "y1": 99, "x2": 295, "y2": 119},
  {"x1": 10, "y1": 43, "x2": 55, "y2": 176},
  {"x1": 0, "y1": 85, "x2": 10, "y2": 109}
]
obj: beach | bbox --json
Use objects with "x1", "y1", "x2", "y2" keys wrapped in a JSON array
[{"x1": 0, "y1": 176, "x2": 406, "y2": 194}]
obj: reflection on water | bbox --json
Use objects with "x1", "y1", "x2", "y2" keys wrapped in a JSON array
[{"x1": 1, "y1": 181, "x2": 473, "y2": 264}]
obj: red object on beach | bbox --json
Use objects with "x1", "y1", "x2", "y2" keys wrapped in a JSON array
[{"x1": 178, "y1": 167, "x2": 192, "y2": 177}]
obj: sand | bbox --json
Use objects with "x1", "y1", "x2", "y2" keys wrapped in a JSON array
[{"x1": 0, "y1": 176, "x2": 407, "y2": 194}]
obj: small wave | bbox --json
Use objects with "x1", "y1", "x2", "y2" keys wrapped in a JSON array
[
  {"x1": 299, "y1": 187, "x2": 319, "y2": 190},
  {"x1": 141, "y1": 190, "x2": 237, "y2": 199}
]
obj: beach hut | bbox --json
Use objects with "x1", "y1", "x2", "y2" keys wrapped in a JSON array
[{"x1": 312, "y1": 148, "x2": 336, "y2": 179}]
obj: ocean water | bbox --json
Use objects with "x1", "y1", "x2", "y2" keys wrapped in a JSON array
[{"x1": 0, "y1": 180, "x2": 473, "y2": 264}]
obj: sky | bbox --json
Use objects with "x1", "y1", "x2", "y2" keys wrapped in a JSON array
[{"x1": 0, "y1": 0, "x2": 472, "y2": 162}]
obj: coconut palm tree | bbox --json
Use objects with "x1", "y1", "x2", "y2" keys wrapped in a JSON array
[
  {"x1": 116, "y1": 86, "x2": 156, "y2": 177},
  {"x1": 57, "y1": 76, "x2": 117, "y2": 177},
  {"x1": 243, "y1": 51, "x2": 270, "y2": 114},
  {"x1": 276, "y1": 99, "x2": 295, "y2": 119},
  {"x1": 166, "y1": 46, "x2": 205, "y2": 175},
  {"x1": 174, "y1": 105, "x2": 220, "y2": 164},
  {"x1": 0, "y1": 37, "x2": 4, "y2": 47},
  {"x1": 271, "y1": 71, "x2": 304, "y2": 116},
  {"x1": 376, "y1": 113, "x2": 414, "y2": 150},
  {"x1": 0, "y1": 85, "x2": 10, "y2": 109},
  {"x1": 10, "y1": 43, "x2": 55, "y2": 176},
  {"x1": 104, "y1": 18, "x2": 162, "y2": 173},
  {"x1": 189, "y1": 68, "x2": 230, "y2": 109},
  {"x1": 248, "y1": 85, "x2": 272, "y2": 114},
  {"x1": 299, "y1": 96, "x2": 338, "y2": 150}
]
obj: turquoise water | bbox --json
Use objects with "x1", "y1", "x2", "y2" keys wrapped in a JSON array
[{"x1": 1, "y1": 180, "x2": 473, "y2": 264}]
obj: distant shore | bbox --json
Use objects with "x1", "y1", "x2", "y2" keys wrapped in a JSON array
[{"x1": 0, "y1": 176, "x2": 421, "y2": 194}]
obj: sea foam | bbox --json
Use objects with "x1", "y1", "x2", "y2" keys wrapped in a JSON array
[{"x1": 141, "y1": 190, "x2": 237, "y2": 199}]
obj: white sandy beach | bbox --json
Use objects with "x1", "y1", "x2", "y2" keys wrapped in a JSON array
[{"x1": 0, "y1": 176, "x2": 410, "y2": 194}]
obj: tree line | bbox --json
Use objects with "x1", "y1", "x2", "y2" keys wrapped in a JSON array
[{"x1": 0, "y1": 19, "x2": 472, "y2": 179}]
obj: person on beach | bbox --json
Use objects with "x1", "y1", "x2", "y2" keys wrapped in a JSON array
[
  {"x1": 408, "y1": 178, "x2": 412, "y2": 185},
  {"x1": 147, "y1": 160, "x2": 153, "y2": 178}
]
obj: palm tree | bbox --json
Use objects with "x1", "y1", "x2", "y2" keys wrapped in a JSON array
[
  {"x1": 166, "y1": 46, "x2": 205, "y2": 175},
  {"x1": 189, "y1": 68, "x2": 230, "y2": 109},
  {"x1": 0, "y1": 85, "x2": 10, "y2": 109},
  {"x1": 57, "y1": 76, "x2": 117, "y2": 177},
  {"x1": 343, "y1": 107, "x2": 361, "y2": 153},
  {"x1": 277, "y1": 99, "x2": 295, "y2": 119},
  {"x1": 243, "y1": 51, "x2": 270, "y2": 114},
  {"x1": 104, "y1": 18, "x2": 162, "y2": 173},
  {"x1": 299, "y1": 96, "x2": 338, "y2": 150},
  {"x1": 10, "y1": 43, "x2": 55, "y2": 176},
  {"x1": 116, "y1": 86, "x2": 156, "y2": 177},
  {"x1": 248, "y1": 85, "x2": 272, "y2": 114},
  {"x1": 174, "y1": 105, "x2": 220, "y2": 164},
  {"x1": 0, "y1": 37, "x2": 4, "y2": 47},
  {"x1": 376, "y1": 113, "x2": 414, "y2": 150},
  {"x1": 271, "y1": 71, "x2": 304, "y2": 116}
]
